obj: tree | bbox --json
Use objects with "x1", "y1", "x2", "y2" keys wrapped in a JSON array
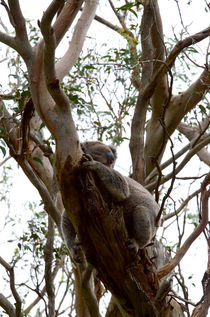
[{"x1": 0, "y1": 0, "x2": 209, "y2": 316}]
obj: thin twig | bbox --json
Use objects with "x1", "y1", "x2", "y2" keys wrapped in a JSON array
[
  {"x1": 158, "y1": 174, "x2": 210, "y2": 279},
  {"x1": 146, "y1": 135, "x2": 210, "y2": 192},
  {"x1": 162, "y1": 188, "x2": 202, "y2": 224}
]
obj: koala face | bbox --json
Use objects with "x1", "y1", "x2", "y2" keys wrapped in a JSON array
[{"x1": 81, "y1": 141, "x2": 116, "y2": 168}]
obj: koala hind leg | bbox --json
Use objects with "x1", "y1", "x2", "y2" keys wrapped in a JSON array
[
  {"x1": 61, "y1": 210, "x2": 83, "y2": 263},
  {"x1": 125, "y1": 207, "x2": 155, "y2": 251}
]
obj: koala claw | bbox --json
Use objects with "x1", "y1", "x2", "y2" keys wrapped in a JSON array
[
  {"x1": 81, "y1": 153, "x2": 93, "y2": 163},
  {"x1": 81, "y1": 160, "x2": 95, "y2": 170}
]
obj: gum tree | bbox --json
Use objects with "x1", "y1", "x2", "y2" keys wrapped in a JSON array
[{"x1": 0, "y1": 0, "x2": 209, "y2": 316}]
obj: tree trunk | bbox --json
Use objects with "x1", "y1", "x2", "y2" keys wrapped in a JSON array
[{"x1": 59, "y1": 156, "x2": 185, "y2": 317}]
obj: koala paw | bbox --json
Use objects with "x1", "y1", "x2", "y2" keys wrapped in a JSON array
[
  {"x1": 81, "y1": 153, "x2": 93, "y2": 163},
  {"x1": 126, "y1": 239, "x2": 139, "y2": 256},
  {"x1": 81, "y1": 160, "x2": 96, "y2": 171}
]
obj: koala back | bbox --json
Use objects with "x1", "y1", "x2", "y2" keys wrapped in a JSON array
[{"x1": 123, "y1": 177, "x2": 159, "y2": 248}]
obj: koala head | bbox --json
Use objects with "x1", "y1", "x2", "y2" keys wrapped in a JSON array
[{"x1": 81, "y1": 141, "x2": 117, "y2": 168}]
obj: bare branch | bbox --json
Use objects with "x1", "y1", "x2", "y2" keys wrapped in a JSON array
[
  {"x1": 129, "y1": 0, "x2": 159, "y2": 182},
  {"x1": 172, "y1": 66, "x2": 210, "y2": 120},
  {"x1": 150, "y1": 0, "x2": 169, "y2": 114},
  {"x1": 24, "y1": 257, "x2": 64, "y2": 315},
  {"x1": 0, "y1": 294, "x2": 15, "y2": 317},
  {"x1": 194, "y1": 236, "x2": 210, "y2": 317},
  {"x1": 56, "y1": 0, "x2": 99, "y2": 80},
  {"x1": 0, "y1": 101, "x2": 61, "y2": 226},
  {"x1": 94, "y1": 14, "x2": 122, "y2": 33},
  {"x1": 40, "y1": 0, "x2": 64, "y2": 84},
  {"x1": 108, "y1": 0, "x2": 126, "y2": 29},
  {"x1": 158, "y1": 174, "x2": 210, "y2": 279},
  {"x1": 96, "y1": 1, "x2": 140, "y2": 90},
  {"x1": 7, "y1": 0, "x2": 32, "y2": 63},
  {"x1": 155, "y1": 137, "x2": 176, "y2": 224},
  {"x1": 44, "y1": 216, "x2": 55, "y2": 317},
  {"x1": 53, "y1": 0, "x2": 85, "y2": 46},
  {"x1": 29, "y1": 0, "x2": 84, "y2": 141},
  {"x1": 0, "y1": 257, "x2": 22, "y2": 317},
  {"x1": 178, "y1": 120, "x2": 210, "y2": 166},
  {"x1": 39, "y1": 0, "x2": 75, "y2": 135},
  {"x1": 0, "y1": 31, "x2": 16, "y2": 50},
  {"x1": 146, "y1": 135, "x2": 210, "y2": 191},
  {"x1": 161, "y1": 188, "x2": 201, "y2": 224},
  {"x1": 19, "y1": 160, "x2": 61, "y2": 227},
  {"x1": 166, "y1": 27, "x2": 210, "y2": 68},
  {"x1": 145, "y1": 130, "x2": 210, "y2": 185},
  {"x1": 0, "y1": 155, "x2": 11, "y2": 167},
  {"x1": 81, "y1": 264, "x2": 100, "y2": 317},
  {"x1": 145, "y1": 64, "x2": 209, "y2": 176}
]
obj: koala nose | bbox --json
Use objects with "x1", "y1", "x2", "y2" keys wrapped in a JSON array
[{"x1": 106, "y1": 151, "x2": 115, "y2": 165}]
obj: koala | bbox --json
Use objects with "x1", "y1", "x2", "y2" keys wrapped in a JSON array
[
  {"x1": 61, "y1": 141, "x2": 117, "y2": 262},
  {"x1": 61, "y1": 141, "x2": 159, "y2": 262}
]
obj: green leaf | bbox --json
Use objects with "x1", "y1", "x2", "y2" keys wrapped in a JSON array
[
  {"x1": 199, "y1": 104, "x2": 206, "y2": 114},
  {"x1": 0, "y1": 145, "x2": 6, "y2": 157}
]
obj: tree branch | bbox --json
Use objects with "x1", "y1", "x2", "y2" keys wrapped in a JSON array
[
  {"x1": 24, "y1": 257, "x2": 64, "y2": 315},
  {"x1": 39, "y1": 2, "x2": 82, "y2": 167},
  {"x1": 40, "y1": 0, "x2": 65, "y2": 85},
  {"x1": 19, "y1": 160, "x2": 61, "y2": 227},
  {"x1": 0, "y1": 101, "x2": 61, "y2": 226},
  {"x1": 144, "y1": 26, "x2": 210, "y2": 175},
  {"x1": 145, "y1": 131, "x2": 210, "y2": 184},
  {"x1": 56, "y1": 0, "x2": 99, "y2": 80},
  {"x1": 178, "y1": 120, "x2": 210, "y2": 166},
  {"x1": 94, "y1": 14, "x2": 122, "y2": 33},
  {"x1": 7, "y1": 0, "x2": 32, "y2": 64},
  {"x1": 81, "y1": 264, "x2": 100, "y2": 317},
  {"x1": 166, "y1": 27, "x2": 210, "y2": 69},
  {"x1": 0, "y1": 31, "x2": 17, "y2": 50},
  {"x1": 108, "y1": 0, "x2": 126, "y2": 29},
  {"x1": 53, "y1": 0, "x2": 85, "y2": 46},
  {"x1": 161, "y1": 188, "x2": 201, "y2": 224},
  {"x1": 0, "y1": 257, "x2": 22, "y2": 317},
  {"x1": 29, "y1": 0, "x2": 84, "y2": 142},
  {"x1": 0, "y1": 155, "x2": 11, "y2": 167},
  {"x1": 169, "y1": 65, "x2": 210, "y2": 128},
  {"x1": 150, "y1": 0, "x2": 169, "y2": 115},
  {"x1": 146, "y1": 135, "x2": 210, "y2": 191},
  {"x1": 44, "y1": 216, "x2": 55, "y2": 317},
  {"x1": 0, "y1": 294, "x2": 15, "y2": 317},
  {"x1": 129, "y1": 0, "x2": 156, "y2": 183},
  {"x1": 158, "y1": 174, "x2": 210, "y2": 279}
]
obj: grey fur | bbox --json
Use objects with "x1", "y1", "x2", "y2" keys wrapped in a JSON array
[{"x1": 61, "y1": 141, "x2": 159, "y2": 262}]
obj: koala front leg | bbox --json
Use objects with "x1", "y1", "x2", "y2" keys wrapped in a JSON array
[
  {"x1": 82, "y1": 161, "x2": 130, "y2": 202},
  {"x1": 61, "y1": 210, "x2": 83, "y2": 263}
]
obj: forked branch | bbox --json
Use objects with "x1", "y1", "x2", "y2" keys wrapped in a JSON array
[
  {"x1": 0, "y1": 257, "x2": 22, "y2": 317},
  {"x1": 146, "y1": 135, "x2": 210, "y2": 191},
  {"x1": 56, "y1": 0, "x2": 99, "y2": 80}
]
